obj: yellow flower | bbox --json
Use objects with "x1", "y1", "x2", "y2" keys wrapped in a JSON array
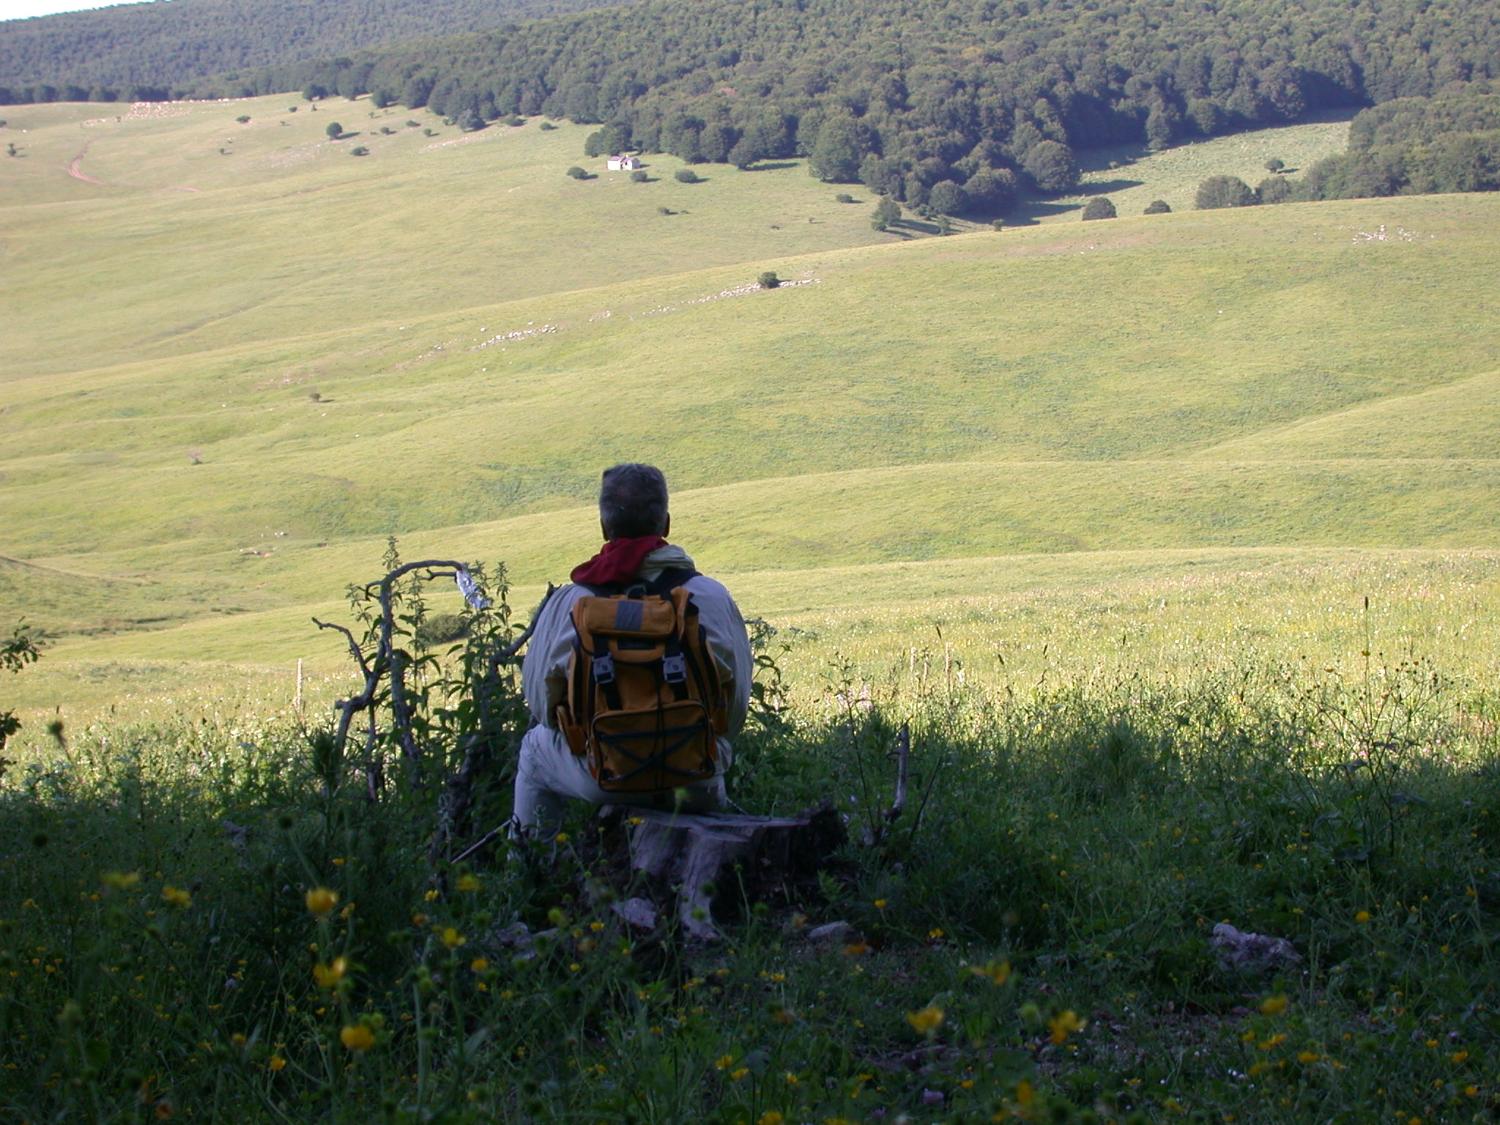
[
  {"x1": 470, "y1": 957, "x2": 489, "y2": 973},
  {"x1": 554, "y1": 832, "x2": 570, "y2": 845},
  {"x1": 730, "y1": 1067, "x2": 749, "y2": 1082},
  {"x1": 1354, "y1": 909, "x2": 1371, "y2": 924},
  {"x1": 441, "y1": 928, "x2": 465, "y2": 949},
  {"x1": 758, "y1": 1113, "x2": 784, "y2": 1125},
  {"x1": 970, "y1": 960, "x2": 1011, "y2": 986},
  {"x1": 714, "y1": 1054, "x2": 735, "y2": 1070},
  {"x1": 102, "y1": 871, "x2": 141, "y2": 890},
  {"x1": 1259, "y1": 994, "x2": 1289, "y2": 1016},
  {"x1": 1015, "y1": 1079, "x2": 1035, "y2": 1108},
  {"x1": 339, "y1": 1024, "x2": 375, "y2": 1051},
  {"x1": 873, "y1": 898, "x2": 888, "y2": 910},
  {"x1": 785, "y1": 1071, "x2": 799, "y2": 1086},
  {"x1": 161, "y1": 886, "x2": 191, "y2": 909},
  {"x1": 312, "y1": 957, "x2": 347, "y2": 989},
  {"x1": 424, "y1": 889, "x2": 440, "y2": 903},
  {"x1": 1259, "y1": 1033, "x2": 1288, "y2": 1050},
  {"x1": 1047, "y1": 1009, "x2": 1086, "y2": 1045},
  {"x1": 305, "y1": 888, "x2": 338, "y2": 917},
  {"x1": 455, "y1": 874, "x2": 481, "y2": 893},
  {"x1": 267, "y1": 1055, "x2": 286, "y2": 1072},
  {"x1": 906, "y1": 1005, "x2": 945, "y2": 1035},
  {"x1": 928, "y1": 928, "x2": 944, "y2": 940},
  {"x1": 230, "y1": 1032, "x2": 247, "y2": 1048},
  {"x1": 1297, "y1": 1051, "x2": 1320, "y2": 1064},
  {"x1": 1450, "y1": 1049, "x2": 1469, "y2": 1064}
]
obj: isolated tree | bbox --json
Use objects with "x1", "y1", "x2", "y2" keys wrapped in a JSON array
[
  {"x1": 871, "y1": 197, "x2": 902, "y2": 231},
  {"x1": 630, "y1": 169, "x2": 648, "y2": 182},
  {"x1": 325, "y1": 121, "x2": 343, "y2": 140},
  {"x1": 372, "y1": 89, "x2": 397, "y2": 109},
  {"x1": 566, "y1": 165, "x2": 588, "y2": 179},
  {"x1": 1081, "y1": 196, "x2": 1117, "y2": 220},
  {"x1": 674, "y1": 168, "x2": 701, "y2": 183},
  {"x1": 758, "y1": 271, "x2": 781, "y2": 289},
  {"x1": 457, "y1": 109, "x2": 485, "y2": 132},
  {"x1": 5, "y1": 143, "x2": 16, "y2": 158},
  {"x1": 1022, "y1": 140, "x2": 1080, "y2": 193},
  {"x1": 1265, "y1": 158, "x2": 1286, "y2": 173},
  {"x1": 1195, "y1": 175, "x2": 1257, "y2": 209},
  {"x1": 1144, "y1": 199, "x2": 1172, "y2": 214}
]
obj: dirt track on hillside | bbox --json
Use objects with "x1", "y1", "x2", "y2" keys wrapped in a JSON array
[{"x1": 66, "y1": 143, "x2": 104, "y2": 185}]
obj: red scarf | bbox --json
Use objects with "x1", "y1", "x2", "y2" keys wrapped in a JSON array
[{"x1": 570, "y1": 536, "x2": 667, "y2": 587}]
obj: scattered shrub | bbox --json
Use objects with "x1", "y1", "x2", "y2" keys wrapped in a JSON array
[
  {"x1": 287, "y1": 106, "x2": 297, "y2": 113},
  {"x1": 423, "y1": 128, "x2": 437, "y2": 137},
  {"x1": 1144, "y1": 199, "x2": 1172, "y2": 214},
  {"x1": 992, "y1": 219, "x2": 1005, "y2": 231},
  {"x1": 235, "y1": 115, "x2": 250, "y2": 124},
  {"x1": 325, "y1": 122, "x2": 343, "y2": 140},
  {"x1": 658, "y1": 206, "x2": 674, "y2": 215},
  {"x1": 835, "y1": 192, "x2": 856, "y2": 203},
  {"x1": 566, "y1": 165, "x2": 589, "y2": 180},
  {"x1": 1265, "y1": 157, "x2": 1286, "y2": 173},
  {"x1": 1081, "y1": 196, "x2": 1117, "y2": 220},
  {"x1": 1195, "y1": 174, "x2": 1257, "y2": 209},
  {"x1": 539, "y1": 121, "x2": 558, "y2": 131},
  {"x1": 379, "y1": 126, "x2": 395, "y2": 135},
  {"x1": 674, "y1": 168, "x2": 701, "y2": 183},
  {"x1": 758, "y1": 271, "x2": 781, "y2": 289},
  {"x1": 630, "y1": 169, "x2": 649, "y2": 182},
  {"x1": 406, "y1": 120, "x2": 420, "y2": 128},
  {"x1": 1257, "y1": 175, "x2": 1295, "y2": 203},
  {"x1": 505, "y1": 116, "x2": 525, "y2": 127},
  {"x1": 350, "y1": 146, "x2": 370, "y2": 156}
]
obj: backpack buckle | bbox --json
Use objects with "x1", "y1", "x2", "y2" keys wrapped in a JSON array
[
  {"x1": 593, "y1": 652, "x2": 616, "y2": 685},
  {"x1": 662, "y1": 652, "x2": 687, "y2": 684}
]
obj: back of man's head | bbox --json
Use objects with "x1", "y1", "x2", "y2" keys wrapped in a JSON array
[{"x1": 599, "y1": 463, "x2": 669, "y2": 540}]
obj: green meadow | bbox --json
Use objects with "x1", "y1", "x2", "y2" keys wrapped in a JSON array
[{"x1": 3, "y1": 93, "x2": 1499, "y2": 1123}]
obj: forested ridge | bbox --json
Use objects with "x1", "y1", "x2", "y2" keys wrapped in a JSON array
[
  {"x1": 4, "y1": 0, "x2": 1498, "y2": 212},
  {"x1": 0, "y1": 0, "x2": 632, "y2": 97}
]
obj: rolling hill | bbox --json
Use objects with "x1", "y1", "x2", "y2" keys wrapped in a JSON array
[{"x1": 2, "y1": 93, "x2": 1498, "y2": 714}]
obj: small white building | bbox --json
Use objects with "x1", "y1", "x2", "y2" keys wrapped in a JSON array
[{"x1": 607, "y1": 153, "x2": 641, "y2": 171}]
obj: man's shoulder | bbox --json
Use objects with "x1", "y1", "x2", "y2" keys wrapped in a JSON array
[{"x1": 681, "y1": 571, "x2": 737, "y2": 603}]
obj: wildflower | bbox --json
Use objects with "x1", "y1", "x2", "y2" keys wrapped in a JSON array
[
  {"x1": 554, "y1": 832, "x2": 570, "y2": 845},
  {"x1": 1450, "y1": 1049, "x2": 1469, "y2": 1064},
  {"x1": 842, "y1": 940, "x2": 870, "y2": 956},
  {"x1": 312, "y1": 958, "x2": 347, "y2": 989},
  {"x1": 1259, "y1": 994, "x2": 1289, "y2": 1016},
  {"x1": 1259, "y1": 1033, "x2": 1288, "y2": 1050},
  {"x1": 714, "y1": 1054, "x2": 735, "y2": 1070},
  {"x1": 758, "y1": 1113, "x2": 784, "y2": 1125},
  {"x1": 102, "y1": 871, "x2": 141, "y2": 890},
  {"x1": 340, "y1": 1024, "x2": 375, "y2": 1051},
  {"x1": 1048, "y1": 1009, "x2": 1086, "y2": 1045},
  {"x1": 305, "y1": 888, "x2": 338, "y2": 917},
  {"x1": 873, "y1": 898, "x2": 888, "y2": 910},
  {"x1": 785, "y1": 1071, "x2": 800, "y2": 1086},
  {"x1": 230, "y1": 1032, "x2": 247, "y2": 1048},
  {"x1": 1297, "y1": 1051, "x2": 1320, "y2": 1064},
  {"x1": 424, "y1": 889, "x2": 440, "y2": 903},
  {"x1": 470, "y1": 957, "x2": 489, "y2": 973},
  {"x1": 907, "y1": 1005, "x2": 945, "y2": 1035},
  {"x1": 928, "y1": 928, "x2": 944, "y2": 940},
  {"x1": 970, "y1": 960, "x2": 1011, "y2": 986},
  {"x1": 1354, "y1": 910, "x2": 1371, "y2": 924},
  {"x1": 267, "y1": 1055, "x2": 286, "y2": 1072},
  {"x1": 456, "y1": 874, "x2": 481, "y2": 893},
  {"x1": 441, "y1": 928, "x2": 465, "y2": 949},
  {"x1": 1015, "y1": 1080, "x2": 1035, "y2": 1108},
  {"x1": 161, "y1": 886, "x2": 191, "y2": 909},
  {"x1": 731, "y1": 1067, "x2": 749, "y2": 1081}
]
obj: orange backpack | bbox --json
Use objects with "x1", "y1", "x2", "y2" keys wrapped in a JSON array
[{"x1": 556, "y1": 570, "x2": 727, "y2": 793}]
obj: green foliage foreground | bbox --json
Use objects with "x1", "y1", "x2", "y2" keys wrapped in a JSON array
[{"x1": 3, "y1": 593, "x2": 1497, "y2": 1122}]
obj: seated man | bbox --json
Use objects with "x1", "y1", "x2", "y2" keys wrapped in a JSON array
[{"x1": 511, "y1": 463, "x2": 752, "y2": 838}]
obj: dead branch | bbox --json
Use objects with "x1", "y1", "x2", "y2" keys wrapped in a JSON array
[
  {"x1": 884, "y1": 722, "x2": 911, "y2": 826},
  {"x1": 491, "y1": 583, "x2": 557, "y2": 672}
]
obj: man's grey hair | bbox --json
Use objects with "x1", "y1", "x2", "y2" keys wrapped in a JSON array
[{"x1": 599, "y1": 463, "x2": 669, "y2": 539}]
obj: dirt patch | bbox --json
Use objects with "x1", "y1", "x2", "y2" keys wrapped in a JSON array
[{"x1": 66, "y1": 143, "x2": 104, "y2": 185}]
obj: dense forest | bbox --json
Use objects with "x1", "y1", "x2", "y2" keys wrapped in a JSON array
[
  {"x1": 0, "y1": 0, "x2": 630, "y2": 97},
  {"x1": 4, "y1": 0, "x2": 1499, "y2": 213}
]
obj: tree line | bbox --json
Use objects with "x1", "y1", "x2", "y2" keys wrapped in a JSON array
[
  {"x1": 3, "y1": 0, "x2": 1498, "y2": 213},
  {"x1": 0, "y1": 0, "x2": 623, "y2": 99}
]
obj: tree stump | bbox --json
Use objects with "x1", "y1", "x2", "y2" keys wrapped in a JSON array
[{"x1": 614, "y1": 804, "x2": 846, "y2": 941}]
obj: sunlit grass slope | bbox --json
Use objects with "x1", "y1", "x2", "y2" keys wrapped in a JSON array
[{"x1": 2, "y1": 92, "x2": 1498, "y2": 712}]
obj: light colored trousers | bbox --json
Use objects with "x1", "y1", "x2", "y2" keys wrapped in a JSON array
[{"x1": 510, "y1": 724, "x2": 730, "y2": 839}]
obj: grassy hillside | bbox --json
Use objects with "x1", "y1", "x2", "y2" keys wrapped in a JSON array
[{"x1": 2, "y1": 95, "x2": 1497, "y2": 719}]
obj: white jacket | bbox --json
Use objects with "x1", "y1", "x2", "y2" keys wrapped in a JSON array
[{"x1": 521, "y1": 544, "x2": 753, "y2": 771}]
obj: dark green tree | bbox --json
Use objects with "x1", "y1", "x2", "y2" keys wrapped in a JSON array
[
  {"x1": 808, "y1": 113, "x2": 861, "y2": 182},
  {"x1": 927, "y1": 178, "x2": 967, "y2": 215},
  {"x1": 871, "y1": 196, "x2": 902, "y2": 231},
  {"x1": 1195, "y1": 174, "x2": 1257, "y2": 208},
  {"x1": 1144, "y1": 199, "x2": 1172, "y2": 214},
  {"x1": 1257, "y1": 175, "x2": 1294, "y2": 203},
  {"x1": 325, "y1": 121, "x2": 343, "y2": 139},
  {"x1": 1081, "y1": 196, "x2": 1117, "y2": 220},
  {"x1": 1022, "y1": 140, "x2": 1080, "y2": 193}
]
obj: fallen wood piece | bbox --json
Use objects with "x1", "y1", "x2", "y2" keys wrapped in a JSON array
[{"x1": 620, "y1": 804, "x2": 846, "y2": 942}]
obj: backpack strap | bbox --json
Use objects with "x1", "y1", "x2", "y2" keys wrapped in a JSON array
[{"x1": 581, "y1": 566, "x2": 700, "y2": 599}]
